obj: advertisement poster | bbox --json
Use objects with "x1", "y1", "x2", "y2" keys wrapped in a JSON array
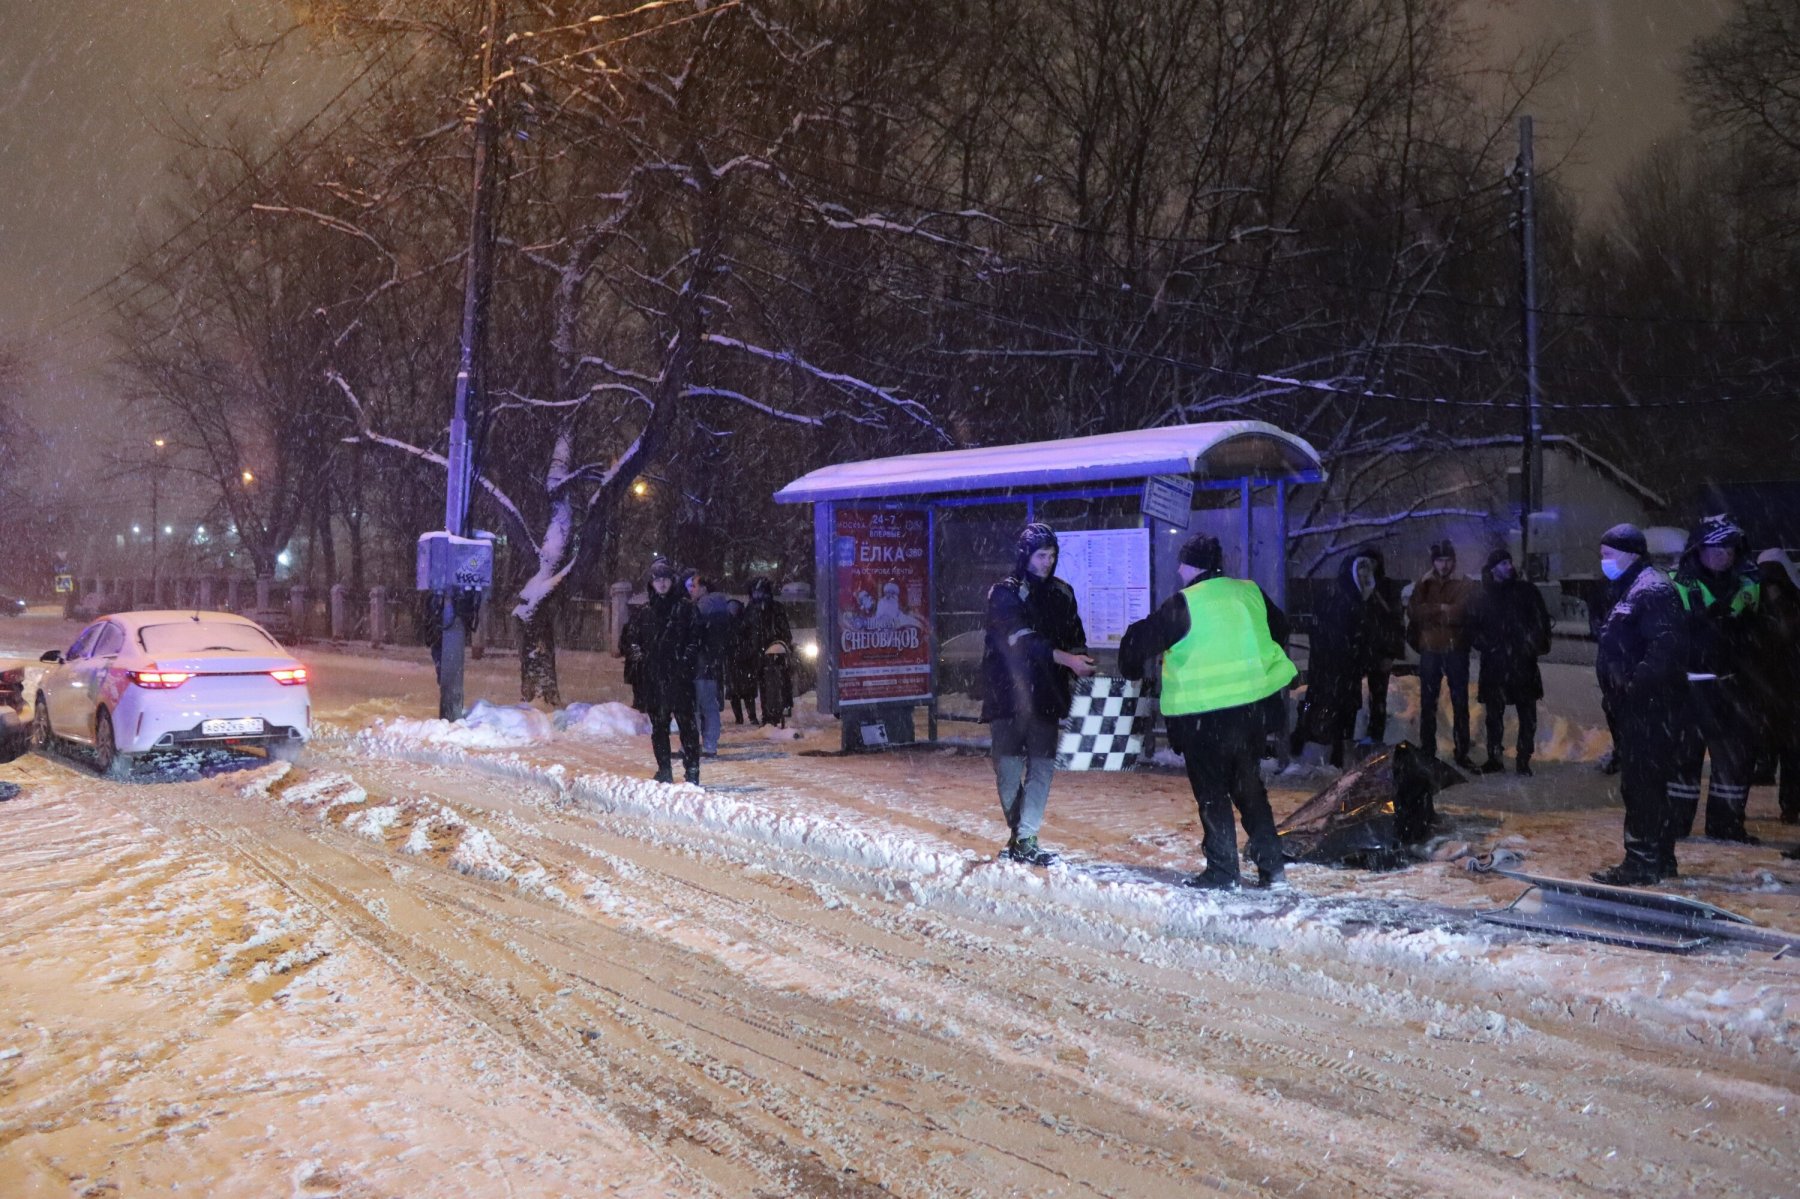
[
  {"x1": 833, "y1": 508, "x2": 932, "y2": 705},
  {"x1": 1056, "y1": 527, "x2": 1151, "y2": 648}
]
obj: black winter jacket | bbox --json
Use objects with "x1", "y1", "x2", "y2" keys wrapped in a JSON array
[
  {"x1": 1467, "y1": 571, "x2": 1552, "y2": 705},
  {"x1": 979, "y1": 573, "x2": 1088, "y2": 724},
  {"x1": 1595, "y1": 561, "x2": 1687, "y2": 713},
  {"x1": 620, "y1": 590, "x2": 701, "y2": 713},
  {"x1": 694, "y1": 591, "x2": 734, "y2": 681}
]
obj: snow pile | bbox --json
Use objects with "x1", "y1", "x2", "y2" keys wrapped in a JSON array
[
  {"x1": 360, "y1": 698, "x2": 555, "y2": 750},
  {"x1": 555, "y1": 701, "x2": 650, "y2": 739}
]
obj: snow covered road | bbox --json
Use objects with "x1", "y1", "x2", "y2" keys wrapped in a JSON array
[{"x1": 0, "y1": 624, "x2": 1796, "y2": 1196}]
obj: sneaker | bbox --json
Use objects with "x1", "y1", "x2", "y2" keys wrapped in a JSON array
[
  {"x1": 1184, "y1": 870, "x2": 1240, "y2": 891},
  {"x1": 1590, "y1": 861, "x2": 1661, "y2": 887},
  {"x1": 1515, "y1": 760, "x2": 1533, "y2": 777},
  {"x1": 1479, "y1": 758, "x2": 1504, "y2": 775},
  {"x1": 1005, "y1": 836, "x2": 1057, "y2": 867}
]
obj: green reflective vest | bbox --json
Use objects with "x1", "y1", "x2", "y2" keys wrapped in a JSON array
[
  {"x1": 1674, "y1": 574, "x2": 1758, "y2": 617},
  {"x1": 1161, "y1": 577, "x2": 1298, "y2": 717}
]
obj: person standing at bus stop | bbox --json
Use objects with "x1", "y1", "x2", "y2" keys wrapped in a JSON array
[
  {"x1": 980, "y1": 522, "x2": 1094, "y2": 866},
  {"x1": 1121, "y1": 533, "x2": 1297, "y2": 889}
]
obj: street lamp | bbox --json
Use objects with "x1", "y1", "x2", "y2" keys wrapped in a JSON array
[{"x1": 150, "y1": 438, "x2": 166, "y2": 598}]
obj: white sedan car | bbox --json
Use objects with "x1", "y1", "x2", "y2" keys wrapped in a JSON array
[{"x1": 32, "y1": 610, "x2": 311, "y2": 777}]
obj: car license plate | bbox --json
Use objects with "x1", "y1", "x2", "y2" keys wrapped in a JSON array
[{"x1": 202, "y1": 717, "x2": 265, "y2": 736}]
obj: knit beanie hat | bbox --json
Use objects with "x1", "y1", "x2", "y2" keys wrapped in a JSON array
[
  {"x1": 648, "y1": 556, "x2": 677, "y2": 582},
  {"x1": 1178, "y1": 533, "x2": 1224, "y2": 574},
  {"x1": 1015, "y1": 522, "x2": 1059, "y2": 577},
  {"x1": 1599, "y1": 523, "x2": 1647, "y2": 556},
  {"x1": 1485, "y1": 547, "x2": 1513, "y2": 570},
  {"x1": 1429, "y1": 540, "x2": 1456, "y2": 561}
]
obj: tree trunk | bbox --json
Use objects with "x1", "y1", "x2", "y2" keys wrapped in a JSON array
[{"x1": 518, "y1": 602, "x2": 560, "y2": 705}]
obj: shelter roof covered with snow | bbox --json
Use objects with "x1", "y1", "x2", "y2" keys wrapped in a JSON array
[{"x1": 772, "y1": 420, "x2": 1325, "y2": 504}]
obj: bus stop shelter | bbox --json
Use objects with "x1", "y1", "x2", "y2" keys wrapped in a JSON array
[{"x1": 773, "y1": 421, "x2": 1325, "y2": 746}]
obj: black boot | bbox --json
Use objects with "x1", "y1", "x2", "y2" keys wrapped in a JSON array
[
  {"x1": 1480, "y1": 757, "x2": 1504, "y2": 775},
  {"x1": 1591, "y1": 858, "x2": 1661, "y2": 886},
  {"x1": 1515, "y1": 757, "x2": 1533, "y2": 777}
]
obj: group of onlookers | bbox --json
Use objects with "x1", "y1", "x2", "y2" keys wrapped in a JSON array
[
  {"x1": 617, "y1": 558, "x2": 794, "y2": 784},
  {"x1": 973, "y1": 513, "x2": 1800, "y2": 890},
  {"x1": 614, "y1": 511, "x2": 1799, "y2": 891}
]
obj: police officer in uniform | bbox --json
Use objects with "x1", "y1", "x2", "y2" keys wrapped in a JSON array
[
  {"x1": 1670, "y1": 515, "x2": 1764, "y2": 843},
  {"x1": 1592, "y1": 525, "x2": 1689, "y2": 884},
  {"x1": 1121, "y1": 534, "x2": 1298, "y2": 890}
]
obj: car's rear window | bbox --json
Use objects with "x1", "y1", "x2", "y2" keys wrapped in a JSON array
[{"x1": 138, "y1": 622, "x2": 280, "y2": 656}]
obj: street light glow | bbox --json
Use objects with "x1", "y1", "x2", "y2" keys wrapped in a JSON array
[
  {"x1": 241, "y1": 470, "x2": 255, "y2": 484},
  {"x1": 152, "y1": 438, "x2": 166, "y2": 448},
  {"x1": 631, "y1": 479, "x2": 648, "y2": 497}
]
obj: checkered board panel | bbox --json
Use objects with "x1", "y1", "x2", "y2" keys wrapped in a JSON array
[{"x1": 1056, "y1": 676, "x2": 1157, "y2": 771}]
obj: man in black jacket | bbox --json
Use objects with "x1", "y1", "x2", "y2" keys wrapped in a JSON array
[
  {"x1": 1592, "y1": 524, "x2": 1690, "y2": 884},
  {"x1": 1467, "y1": 548, "x2": 1552, "y2": 776},
  {"x1": 620, "y1": 557, "x2": 703, "y2": 785},
  {"x1": 979, "y1": 523, "x2": 1095, "y2": 866}
]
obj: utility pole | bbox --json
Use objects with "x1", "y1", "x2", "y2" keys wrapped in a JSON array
[
  {"x1": 438, "y1": 0, "x2": 502, "y2": 720},
  {"x1": 1515, "y1": 115, "x2": 1545, "y2": 579}
]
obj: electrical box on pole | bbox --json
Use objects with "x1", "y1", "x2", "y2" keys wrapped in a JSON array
[{"x1": 432, "y1": 0, "x2": 503, "y2": 722}]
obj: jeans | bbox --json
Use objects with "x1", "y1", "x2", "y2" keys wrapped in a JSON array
[
  {"x1": 1417, "y1": 649, "x2": 1470, "y2": 758},
  {"x1": 695, "y1": 678, "x2": 721, "y2": 753},
  {"x1": 990, "y1": 715, "x2": 1059, "y2": 839}
]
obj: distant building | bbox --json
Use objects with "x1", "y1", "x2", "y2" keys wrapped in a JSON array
[{"x1": 1286, "y1": 435, "x2": 1668, "y2": 584}]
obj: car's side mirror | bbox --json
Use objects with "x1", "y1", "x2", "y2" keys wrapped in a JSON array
[{"x1": 39, "y1": 650, "x2": 62, "y2": 664}]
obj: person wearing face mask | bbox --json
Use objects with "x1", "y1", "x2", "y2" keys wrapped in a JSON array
[
  {"x1": 619, "y1": 557, "x2": 704, "y2": 785},
  {"x1": 1465, "y1": 548, "x2": 1552, "y2": 775},
  {"x1": 1591, "y1": 524, "x2": 1689, "y2": 884},
  {"x1": 1669, "y1": 514, "x2": 1765, "y2": 844},
  {"x1": 978, "y1": 522, "x2": 1095, "y2": 866},
  {"x1": 1406, "y1": 540, "x2": 1476, "y2": 769},
  {"x1": 1119, "y1": 534, "x2": 1297, "y2": 889}
]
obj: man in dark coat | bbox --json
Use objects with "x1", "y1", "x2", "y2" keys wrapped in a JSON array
[
  {"x1": 1120, "y1": 534, "x2": 1297, "y2": 889},
  {"x1": 1592, "y1": 524, "x2": 1690, "y2": 884},
  {"x1": 979, "y1": 522, "x2": 1094, "y2": 866},
  {"x1": 1669, "y1": 514, "x2": 1764, "y2": 843},
  {"x1": 724, "y1": 597, "x2": 757, "y2": 724},
  {"x1": 619, "y1": 557, "x2": 703, "y2": 784},
  {"x1": 1407, "y1": 540, "x2": 1475, "y2": 768},
  {"x1": 1466, "y1": 548, "x2": 1552, "y2": 775},
  {"x1": 1359, "y1": 548, "x2": 1407, "y2": 745},
  {"x1": 737, "y1": 576, "x2": 793, "y2": 727},
  {"x1": 1751, "y1": 549, "x2": 1800, "y2": 824},
  {"x1": 1297, "y1": 549, "x2": 1382, "y2": 767}
]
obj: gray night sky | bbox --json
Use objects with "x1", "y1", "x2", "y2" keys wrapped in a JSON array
[{"x1": 0, "y1": 0, "x2": 1737, "y2": 471}]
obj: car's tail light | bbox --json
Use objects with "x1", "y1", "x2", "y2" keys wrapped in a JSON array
[
  {"x1": 129, "y1": 670, "x2": 192, "y2": 689},
  {"x1": 270, "y1": 668, "x2": 308, "y2": 685}
]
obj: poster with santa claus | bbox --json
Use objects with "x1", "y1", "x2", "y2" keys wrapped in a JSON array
[{"x1": 832, "y1": 507, "x2": 932, "y2": 705}]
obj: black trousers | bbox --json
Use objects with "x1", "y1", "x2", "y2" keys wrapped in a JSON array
[
  {"x1": 1483, "y1": 699, "x2": 1538, "y2": 762},
  {"x1": 1670, "y1": 680, "x2": 1756, "y2": 840},
  {"x1": 1611, "y1": 694, "x2": 1681, "y2": 871},
  {"x1": 1364, "y1": 669, "x2": 1390, "y2": 742},
  {"x1": 648, "y1": 702, "x2": 700, "y2": 780},
  {"x1": 1172, "y1": 703, "x2": 1281, "y2": 881}
]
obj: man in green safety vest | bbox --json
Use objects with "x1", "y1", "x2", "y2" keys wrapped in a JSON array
[
  {"x1": 1669, "y1": 514, "x2": 1766, "y2": 844},
  {"x1": 1120, "y1": 534, "x2": 1298, "y2": 890}
]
